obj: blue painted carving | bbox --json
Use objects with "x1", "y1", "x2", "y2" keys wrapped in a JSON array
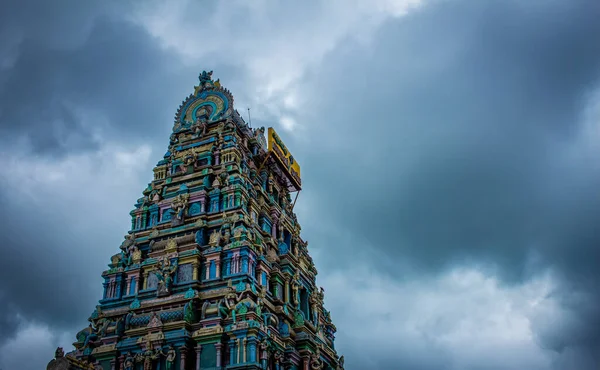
[
  {"x1": 195, "y1": 229, "x2": 206, "y2": 246},
  {"x1": 225, "y1": 260, "x2": 231, "y2": 276},
  {"x1": 129, "y1": 278, "x2": 136, "y2": 295},
  {"x1": 278, "y1": 241, "x2": 289, "y2": 255},
  {"x1": 209, "y1": 260, "x2": 216, "y2": 279},
  {"x1": 249, "y1": 342, "x2": 257, "y2": 362},
  {"x1": 185, "y1": 287, "x2": 197, "y2": 299},
  {"x1": 161, "y1": 209, "x2": 172, "y2": 222},
  {"x1": 189, "y1": 202, "x2": 201, "y2": 216},
  {"x1": 260, "y1": 216, "x2": 272, "y2": 234},
  {"x1": 147, "y1": 274, "x2": 158, "y2": 289},
  {"x1": 236, "y1": 281, "x2": 246, "y2": 292},
  {"x1": 149, "y1": 212, "x2": 158, "y2": 227},
  {"x1": 242, "y1": 257, "x2": 249, "y2": 273},
  {"x1": 261, "y1": 271, "x2": 268, "y2": 287},
  {"x1": 279, "y1": 322, "x2": 290, "y2": 337},
  {"x1": 177, "y1": 264, "x2": 193, "y2": 283},
  {"x1": 130, "y1": 298, "x2": 141, "y2": 309}
]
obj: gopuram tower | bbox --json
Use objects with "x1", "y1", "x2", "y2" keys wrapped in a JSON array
[{"x1": 46, "y1": 72, "x2": 343, "y2": 370}]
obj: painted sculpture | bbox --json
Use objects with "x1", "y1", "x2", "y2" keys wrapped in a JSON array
[{"x1": 47, "y1": 71, "x2": 342, "y2": 370}]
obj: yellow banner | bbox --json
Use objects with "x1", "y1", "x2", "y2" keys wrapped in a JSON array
[{"x1": 268, "y1": 128, "x2": 301, "y2": 188}]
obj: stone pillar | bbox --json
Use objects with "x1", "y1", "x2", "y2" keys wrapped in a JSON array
[
  {"x1": 216, "y1": 261, "x2": 221, "y2": 278},
  {"x1": 110, "y1": 358, "x2": 116, "y2": 370},
  {"x1": 237, "y1": 338, "x2": 242, "y2": 364},
  {"x1": 242, "y1": 338, "x2": 247, "y2": 363},
  {"x1": 143, "y1": 271, "x2": 150, "y2": 290},
  {"x1": 195, "y1": 344, "x2": 202, "y2": 370},
  {"x1": 118, "y1": 355, "x2": 125, "y2": 370},
  {"x1": 215, "y1": 343, "x2": 223, "y2": 367},
  {"x1": 200, "y1": 199, "x2": 206, "y2": 213},
  {"x1": 271, "y1": 220, "x2": 277, "y2": 239},
  {"x1": 248, "y1": 338, "x2": 257, "y2": 363},
  {"x1": 135, "y1": 273, "x2": 141, "y2": 294},
  {"x1": 180, "y1": 346, "x2": 187, "y2": 370},
  {"x1": 192, "y1": 262, "x2": 199, "y2": 281},
  {"x1": 115, "y1": 278, "x2": 122, "y2": 298},
  {"x1": 126, "y1": 277, "x2": 132, "y2": 296},
  {"x1": 229, "y1": 340, "x2": 236, "y2": 365},
  {"x1": 303, "y1": 356, "x2": 310, "y2": 370},
  {"x1": 285, "y1": 280, "x2": 290, "y2": 303}
]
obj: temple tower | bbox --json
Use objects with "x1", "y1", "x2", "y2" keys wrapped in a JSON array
[{"x1": 47, "y1": 72, "x2": 343, "y2": 370}]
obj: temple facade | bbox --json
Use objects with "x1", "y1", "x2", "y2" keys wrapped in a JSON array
[{"x1": 46, "y1": 72, "x2": 343, "y2": 370}]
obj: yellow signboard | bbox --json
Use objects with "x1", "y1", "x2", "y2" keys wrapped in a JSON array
[{"x1": 268, "y1": 127, "x2": 301, "y2": 189}]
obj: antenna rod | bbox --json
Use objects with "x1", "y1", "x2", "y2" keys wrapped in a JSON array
[{"x1": 247, "y1": 107, "x2": 252, "y2": 127}]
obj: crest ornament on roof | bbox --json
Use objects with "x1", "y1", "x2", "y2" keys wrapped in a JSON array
[{"x1": 173, "y1": 70, "x2": 235, "y2": 132}]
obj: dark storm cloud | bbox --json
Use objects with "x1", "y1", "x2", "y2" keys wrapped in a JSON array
[
  {"x1": 0, "y1": 0, "x2": 176, "y2": 343},
  {"x1": 0, "y1": 0, "x2": 211, "y2": 157},
  {"x1": 0, "y1": 0, "x2": 250, "y2": 349},
  {"x1": 0, "y1": 190, "x2": 94, "y2": 341},
  {"x1": 295, "y1": 0, "x2": 600, "y2": 367}
]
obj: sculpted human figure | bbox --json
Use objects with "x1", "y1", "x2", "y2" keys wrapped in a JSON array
[
  {"x1": 209, "y1": 229, "x2": 222, "y2": 246},
  {"x1": 309, "y1": 291, "x2": 320, "y2": 324},
  {"x1": 193, "y1": 111, "x2": 208, "y2": 137},
  {"x1": 310, "y1": 349, "x2": 323, "y2": 370},
  {"x1": 165, "y1": 347, "x2": 177, "y2": 370},
  {"x1": 274, "y1": 350, "x2": 283, "y2": 365},
  {"x1": 218, "y1": 290, "x2": 244, "y2": 322},
  {"x1": 291, "y1": 272, "x2": 300, "y2": 307},
  {"x1": 171, "y1": 193, "x2": 189, "y2": 222},
  {"x1": 259, "y1": 338, "x2": 269, "y2": 370},
  {"x1": 222, "y1": 229, "x2": 231, "y2": 245},
  {"x1": 199, "y1": 70, "x2": 213, "y2": 85},
  {"x1": 153, "y1": 257, "x2": 178, "y2": 296},
  {"x1": 255, "y1": 287, "x2": 266, "y2": 315},
  {"x1": 123, "y1": 352, "x2": 135, "y2": 370},
  {"x1": 137, "y1": 348, "x2": 160, "y2": 370}
]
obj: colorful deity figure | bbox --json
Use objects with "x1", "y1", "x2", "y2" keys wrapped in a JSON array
[
  {"x1": 193, "y1": 109, "x2": 209, "y2": 137},
  {"x1": 135, "y1": 347, "x2": 161, "y2": 370},
  {"x1": 274, "y1": 351, "x2": 284, "y2": 368},
  {"x1": 153, "y1": 256, "x2": 178, "y2": 296},
  {"x1": 310, "y1": 348, "x2": 323, "y2": 370},
  {"x1": 199, "y1": 70, "x2": 213, "y2": 86},
  {"x1": 309, "y1": 291, "x2": 320, "y2": 324},
  {"x1": 119, "y1": 237, "x2": 140, "y2": 267},
  {"x1": 209, "y1": 229, "x2": 222, "y2": 246},
  {"x1": 165, "y1": 347, "x2": 177, "y2": 370},
  {"x1": 123, "y1": 352, "x2": 135, "y2": 370},
  {"x1": 255, "y1": 287, "x2": 266, "y2": 316},
  {"x1": 218, "y1": 290, "x2": 243, "y2": 322},
  {"x1": 170, "y1": 193, "x2": 189, "y2": 226},
  {"x1": 259, "y1": 338, "x2": 269, "y2": 370},
  {"x1": 291, "y1": 272, "x2": 301, "y2": 307}
]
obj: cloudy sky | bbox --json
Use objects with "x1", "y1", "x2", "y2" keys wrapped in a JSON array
[{"x1": 1, "y1": 0, "x2": 600, "y2": 369}]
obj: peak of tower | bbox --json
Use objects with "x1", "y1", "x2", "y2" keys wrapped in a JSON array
[
  {"x1": 48, "y1": 71, "x2": 342, "y2": 370},
  {"x1": 173, "y1": 70, "x2": 240, "y2": 134}
]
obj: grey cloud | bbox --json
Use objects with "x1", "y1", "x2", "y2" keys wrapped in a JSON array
[
  {"x1": 294, "y1": 0, "x2": 600, "y2": 367},
  {"x1": 0, "y1": 0, "x2": 224, "y2": 157},
  {"x1": 2, "y1": 0, "x2": 600, "y2": 369},
  {"x1": 0, "y1": 0, "x2": 248, "y2": 349},
  {"x1": 0, "y1": 188, "x2": 101, "y2": 344}
]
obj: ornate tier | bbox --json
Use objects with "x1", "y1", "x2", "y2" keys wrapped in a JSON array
[{"x1": 48, "y1": 71, "x2": 343, "y2": 370}]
